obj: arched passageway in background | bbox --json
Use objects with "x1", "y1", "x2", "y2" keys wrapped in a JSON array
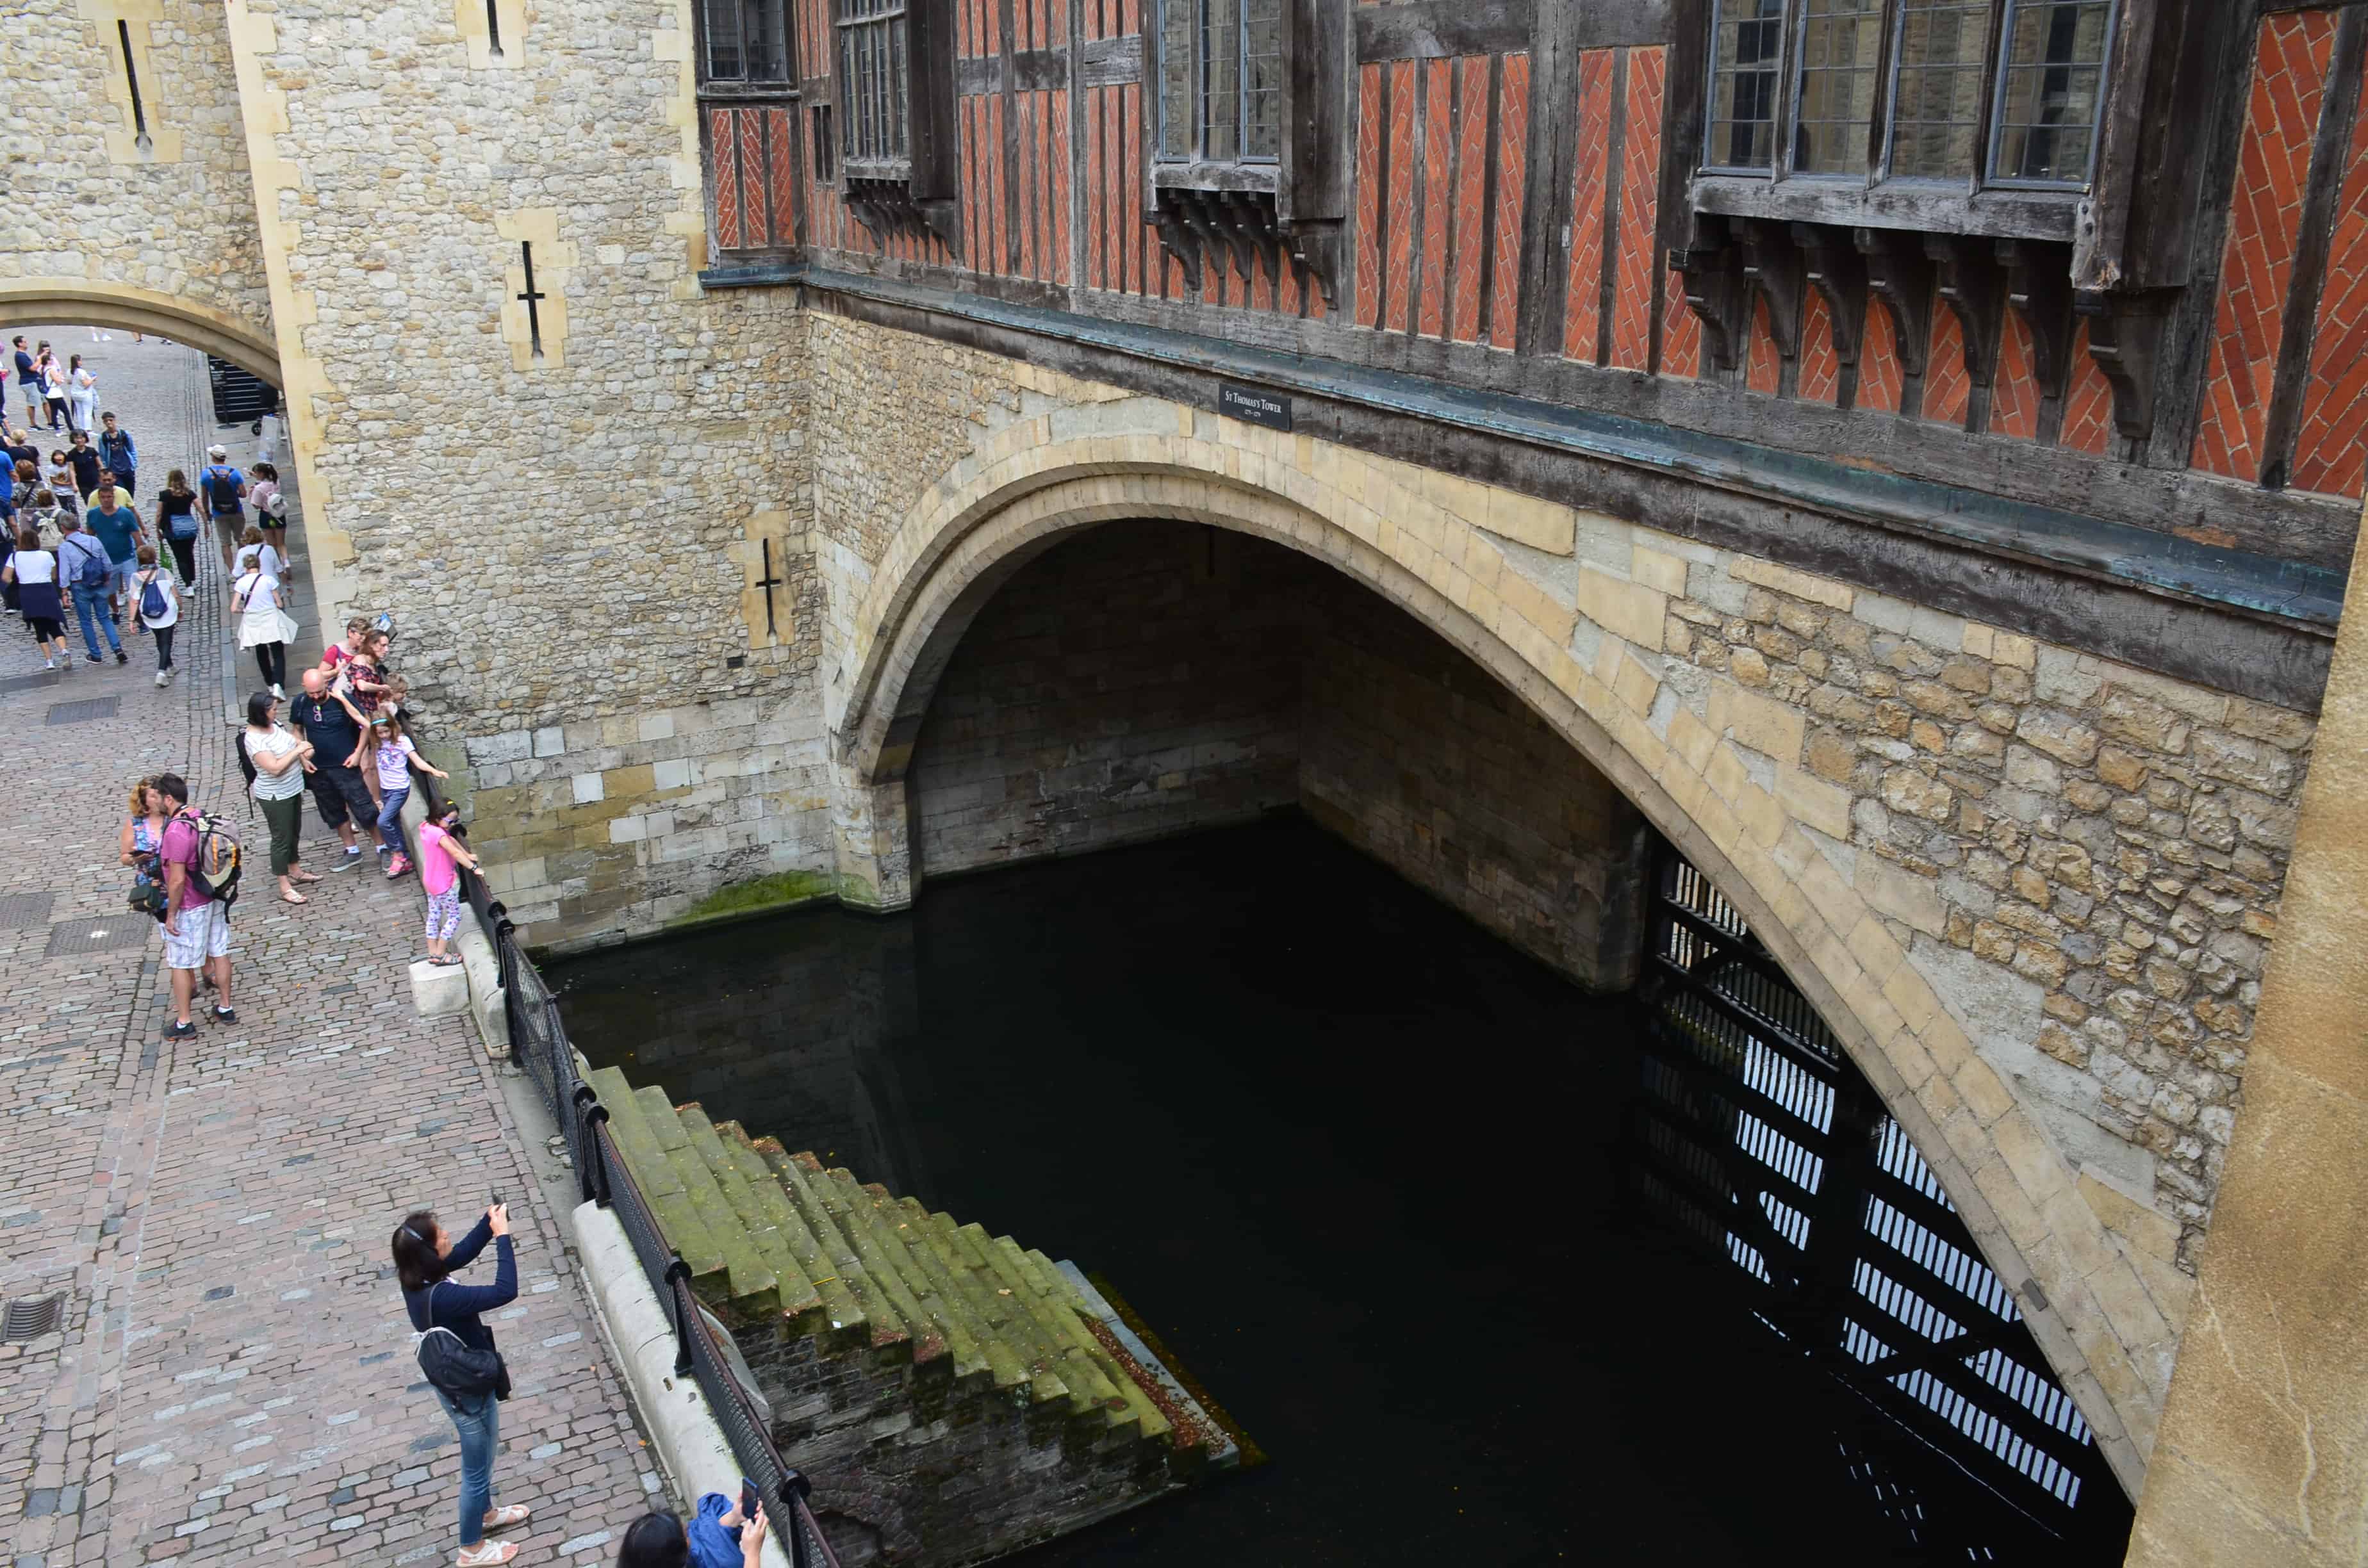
[
  {"x1": 831, "y1": 451, "x2": 2165, "y2": 1499},
  {"x1": 0, "y1": 282, "x2": 282, "y2": 388}
]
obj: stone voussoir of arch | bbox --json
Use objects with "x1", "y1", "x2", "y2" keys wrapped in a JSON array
[
  {"x1": 0, "y1": 279, "x2": 282, "y2": 387},
  {"x1": 836, "y1": 412, "x2": 2182, "y2": 1497}
]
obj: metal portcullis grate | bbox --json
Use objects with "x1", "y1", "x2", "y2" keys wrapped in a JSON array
[
  {"x1": 0, "y1": 893, "x2": 56, "y2": 930},
  {"x1": 3, "y1": 1293, "x2": 64, "y2": 1342},
  {"x1": 45, "y1": 696, "x2": 121, "y2": 726},
  {"x1": 44, "y1": 917, "x2": 155, "y2": 957},
  {"x1": 0, "y1": 671, "x2": 63, "y2": 696}
]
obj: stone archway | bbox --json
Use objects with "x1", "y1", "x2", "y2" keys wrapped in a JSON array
[
  {"x1": 828, "y1": 415, "x2": 2186, "y2": 1498},
  {"x1": 0, "y1": 280, "x2": 283, "y2": 387}
]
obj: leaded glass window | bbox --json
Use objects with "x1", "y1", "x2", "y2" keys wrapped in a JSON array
[
  {"x1": 1793, "y1": 0, "x2": 1882, "y2": 175},
  {"x1": 839, "y1": 0, "x2": 910, "y2": 174},
  {"x1": 1990, "y1": 0, "x2": 2114, "y2": 186},
  {"x1": 1707, "y1": 0, "x2": 1786, "y2": 172},
  {"x1": 1155, "y1": 0, "x2": 1283, "y2": 165},
  {"x1": 703, "y1": 0, "x2": 791, "y2": 83},
  {"x1": 1888, "y1": 0, "x2": 1988, "y2": 178}
]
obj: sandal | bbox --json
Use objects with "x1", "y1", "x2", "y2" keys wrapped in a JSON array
[
  {"x1": 280, "y1": 891, "x2": 308, "y2": 904},
  {"x1": 290, "y1": 870, "x2": 322, "y2": 884},
  {"x1": 428, "y1": 954, "x2": 463, "y2": 967},
  {"x1": 454, "y1": 1544, "x2": 516, "y2": 1567},
  {"x1": 482, "y1": 1505, "x2": 531, "y2": 1530}
]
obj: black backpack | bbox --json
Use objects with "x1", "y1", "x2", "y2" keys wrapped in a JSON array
[
  {"x1": 414, "y1": 1286, "x2": 511, "y2": 1401},
  {"x1": 204, "y1": 466, "x2": 241, "y2": 513}
]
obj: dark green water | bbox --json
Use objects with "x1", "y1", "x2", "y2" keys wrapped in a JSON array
[{"x1": 552, "y1": 815, "x2": 2132, "y2": 1565}]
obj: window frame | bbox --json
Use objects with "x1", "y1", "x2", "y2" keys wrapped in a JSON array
[
  {"x1": 836, "y1": 0, "x2": 913, "y2": 181},
  {"x1": 1699, "y1": 0, "x2": 2116, "y2": 198},
  {"x1": 1150, "y1": 0, "x2": 1285, "y2": 192},
  {"x1": 698, "y1": 0, "x2": 798, "y2": 95},
  {"x1": 1980, "y1": 0, "x2": 2120, "y2": 192}
]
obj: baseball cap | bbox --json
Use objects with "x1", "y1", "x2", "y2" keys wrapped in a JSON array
[{"x1": 208, "y1": 444, "x2": 227, "y2": 459}]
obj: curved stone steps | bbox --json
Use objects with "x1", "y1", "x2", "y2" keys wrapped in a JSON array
[
  {"x1": 711, "y1": 1121, "x2": 868, "y2": 1337},
  {"x1": 753, "y1": 1141, "x2": 916, "y2": 1355},
  {"x1": 586, "y1": 1065, "x2": 1185, "y2": 1457},
  {"x1": 676, "y1": 1104, "x2": 825, "y2": 1326},
  {"x1": 583, "y1": 1066, "x2": 731, "y2": 1296},
  {"x1": 632, "y1": 1086, "x2": 780, "y2": 1311},
  {"x1": 904, "y1": 1202, "x2": 1068, "y2": 1405},
  {"x1": 821, "y1": 1168, "x2": 985, "y2": 1380}
]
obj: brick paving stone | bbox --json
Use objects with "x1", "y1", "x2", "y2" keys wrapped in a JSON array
[{"x1": 0, "y1": 331, "x2": 662, "y2": 1568}]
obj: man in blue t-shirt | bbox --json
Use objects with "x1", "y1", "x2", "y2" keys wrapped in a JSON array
[
  {"x1": 85, "y1": 478, "x2": 145, "y2": 623},
  {"x1": 11, "y1": 336, "x2": 38, "y2": 430},
  {"x1": 199, "y1": 443, "x2": 246, "y2": 530}
]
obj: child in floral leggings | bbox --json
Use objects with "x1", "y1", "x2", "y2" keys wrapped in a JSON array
[{"x1": 416, "y1": 802, "x2": 481, "y2": 965}]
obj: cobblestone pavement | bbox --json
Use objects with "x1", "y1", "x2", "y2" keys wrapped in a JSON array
[{"x1": 1, "y1": 329, "x2": 662, "y2": 1567}]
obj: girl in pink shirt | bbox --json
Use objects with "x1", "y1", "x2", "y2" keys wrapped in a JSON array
[{"x1": 417, "y1": 802, "x2": 481, "y2": 965}]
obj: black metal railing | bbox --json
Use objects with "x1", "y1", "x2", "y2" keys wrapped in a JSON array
[{"x1": 406, "y1": 768, "x2": 841, "y2": 1567}]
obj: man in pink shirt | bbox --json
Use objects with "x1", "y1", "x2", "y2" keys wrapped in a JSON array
[{"x1": 156, "y1": 773, "x2": 236, "y2": 1037}]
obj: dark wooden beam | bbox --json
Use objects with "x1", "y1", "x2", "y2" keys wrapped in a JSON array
[
  {"x1": 2263, "y1": 9, "x2": 2368, "y2": 490},
  {"x1": 1673, "y1": 215, "x2": 1750, "y2": 376},
  {"x1": 1928, "y1": 234, "x2": 2005, "y2": 433},
  {"x1": 1856, "y1": 226, "x2": 1934, "y2": 418},
  {"x1": 1514, "y1": 0, "x2": 1587, "y2": 359},
  {"x1": 1795, "y1": 223, "x2": 1868, "y2": 412},
  {"x1": 1999, "y1": 239, "x2": 2077, "y2": 445}
]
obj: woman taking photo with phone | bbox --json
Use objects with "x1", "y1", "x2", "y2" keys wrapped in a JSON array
[
  {"x1": 393, "y1": 1202, "x2": 530, "y2": 1567},
  {"x1": 615, "y1": 1500, "x2": 769, "y2": 1568}
]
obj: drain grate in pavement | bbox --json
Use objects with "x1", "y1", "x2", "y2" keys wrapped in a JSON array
[
  {"x1": 2, "y1": 1293, "x2": 64, "y2": 1342},
  {"x1": 44, "y1": 917, "x2": 154, "y2": 957},
  {"x1": 0, "y1": 671, "x2": 63, "y2": 696},
  {"x1": 45, "y1": 696, "x2": 120, "y2": 725},
  {"x1": 0, "y1": 892, "x2": 55, "y2": 929}
]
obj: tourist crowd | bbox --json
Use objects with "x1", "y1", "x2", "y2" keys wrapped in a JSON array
[{"x1": 20, "y1": 331, "x2": 759, "y2": 1568}]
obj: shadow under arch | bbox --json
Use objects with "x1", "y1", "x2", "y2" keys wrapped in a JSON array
[
  {"x1": 835, "y1": 452, "x2": 2156, "y2": 1498},
  {"x1": 0, "y1": 281, "x2": 282, "y2": 387}
]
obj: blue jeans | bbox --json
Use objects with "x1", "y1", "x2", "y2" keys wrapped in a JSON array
[
  {"x1": 433, "y1": 1386, "x2": 498, "y2": 1547},
  {"x1": 377, "y1": 785, "x2": 410, "y2": 856},
  {"x1": 69, "y1": 581, "x2": 120, "y2": 657}
]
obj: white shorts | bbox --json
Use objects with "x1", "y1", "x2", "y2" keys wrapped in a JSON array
[{"x1": 161, "y1": 900, "x2": 231, "y2": 969}]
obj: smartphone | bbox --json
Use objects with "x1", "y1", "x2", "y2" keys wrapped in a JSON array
[
  {"x1": 741, "y1": 1478, "x2": 759, "y2": 1523},
  {"x1": 489, "y1": 1190, "x2": 502, "y2": 1209}
]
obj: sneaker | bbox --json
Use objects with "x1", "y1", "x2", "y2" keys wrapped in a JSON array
[
  {"x1": 343, "y1": 845, "x2": 365, "y2": 858},
  {"x1": 386, "y1": 854, "x2": 411, "y2": 879},
  {"x1": 85, "y1": 653, "x2": 102, "y2": 664},
  {"x1": 154, "y1": 671, "x2": 169, "y2": 687},
  {"x1": 165, "y1": 1020, "x2": 196, "y2": 1039},
  {"x1": 211, "y1": 1006, "x2": 237, "y2": 1024},
  {"x1": 42, "y1": 659, "x2": 53, "y2": 671},
  {"x1": 115, "y1": 649, "x2": 128, "y2": 665},
  {"x1": 270, "y1": 683, "x2": 284, "y2": 699}
]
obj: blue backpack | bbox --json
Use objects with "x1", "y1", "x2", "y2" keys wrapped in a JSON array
[
  {"x1": 138, "y1": 571, "x2": 169, "y2": 621},
  {"x1": 66, "y1": 535, "x2": 108, "y2": 590}
]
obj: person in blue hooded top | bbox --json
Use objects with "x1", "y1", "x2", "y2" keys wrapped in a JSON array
[{"x1": 615, "y1": 1497, "x2": 768, "y2": 1568}]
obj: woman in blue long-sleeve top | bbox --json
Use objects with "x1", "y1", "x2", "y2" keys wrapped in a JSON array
[{"x1": 394, "y1": 1202, "x2": 530, "y2": 1567}]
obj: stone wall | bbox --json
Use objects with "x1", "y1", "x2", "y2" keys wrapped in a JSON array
[
  {"x1": 0, "y1": 0, "x2": 272, "y2": 357},
  {"x1": 1303, "y1": 586, "x2": 1651, "y2": 991},
  {"x1": 741, "y1": 1328, "x2": 1170, "y2": 1567},
  {"x1": 911, "y1": 525, "x2": 1305, "y2": 876}
]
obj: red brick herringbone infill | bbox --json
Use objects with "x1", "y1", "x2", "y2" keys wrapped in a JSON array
[
  {"x1": 1561, "y1": 48, "x2": 1617, "y2": 363},
  {"x1": 2192, "y1": 10, "x2": 2341, "y2": 482}
]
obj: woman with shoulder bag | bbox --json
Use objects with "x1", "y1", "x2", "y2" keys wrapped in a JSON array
[
  {"x1": 233, "y1": 559, "x2": 292, "y2": 696},
  {"x1": 120, "y1": 777, "x2": 169, "y2": 920},
  {"x1": 3, "y1": 523, "x2": 69, "y2": 669},
  {"x1": 242, "y1": 690, "x2": 320, "y2": 905},
  {"x1": 393, "y1": 1204, "x2": 530, "y2": 1568}
]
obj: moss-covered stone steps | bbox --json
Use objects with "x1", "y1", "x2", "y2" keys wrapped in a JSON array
[{"x1": 589, "y1": 1064, "x2": 1197, "y2": 1462}]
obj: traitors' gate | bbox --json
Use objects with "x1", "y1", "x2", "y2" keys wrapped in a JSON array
[{"x1": 1629, "y1": 848, "x2": 2134, "y2": 1557}]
